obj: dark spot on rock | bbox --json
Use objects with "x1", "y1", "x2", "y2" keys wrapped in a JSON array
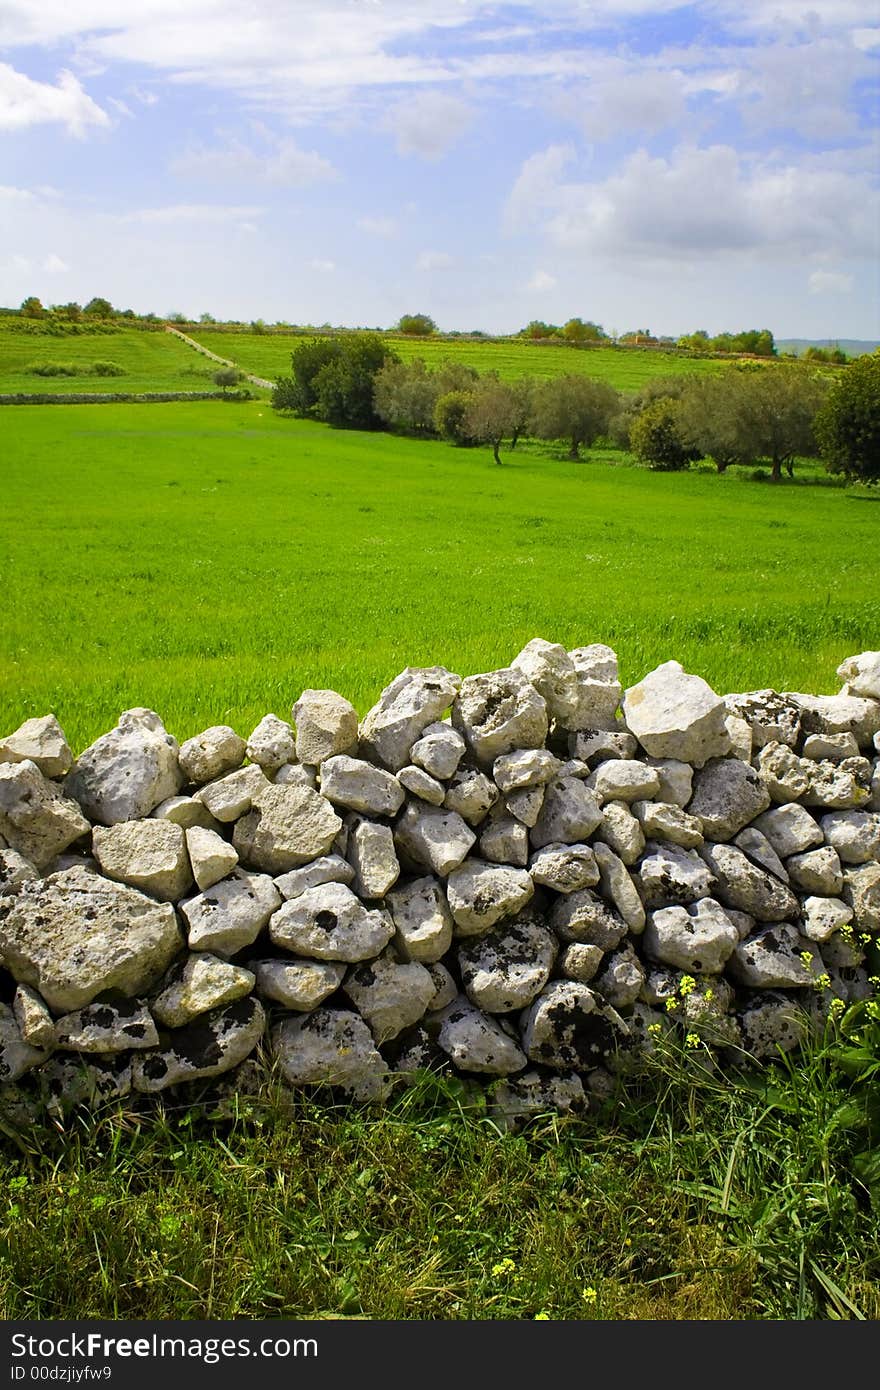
[
  {"x1": 142, "y1": 1055, "x2": 168, "y2": 1080},
  {"x1": 87, "y1": 1006, "x2": 117, "y2": 1029},
  {"x1": 352, "y1": 965, "x2": 375, "y2": 987},
  {"x1": 314, "y1": 911, "x2": 337, "y2": 932},
  {"x1": 123, "y1": 1023, "x2": 147, "y2": 1039}
]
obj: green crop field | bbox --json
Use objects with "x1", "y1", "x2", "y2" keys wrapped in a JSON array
[
  {"x1": 188, "y1": 329, "x2": 728, "y2": 392},
  {"x1": 1, "y1": 399, "x2": 875, "y2": 754},
  {"x1": 0, "y1": 325, "x2": 222, "y2": 395}
]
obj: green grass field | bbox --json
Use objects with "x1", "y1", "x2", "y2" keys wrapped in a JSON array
[
  {"x1": 188, "y1": 330, "x2": 727, "y2": 392},
  {"x1": 1, "y1": 400, "x2": 876, "y2": 753},
  {"x1": 0, "y1": 326, "x2": 220, "y2": 395}
]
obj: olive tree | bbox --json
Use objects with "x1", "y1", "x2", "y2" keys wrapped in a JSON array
[
  {"x1": 529, "y1": 374, "x2": 619, "y2": 459},
  {"x1": 814, "y1": 353, "x2": 880, "y2": 484}
]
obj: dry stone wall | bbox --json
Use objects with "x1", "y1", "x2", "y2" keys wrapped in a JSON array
[{"x1": 1, "y1": 641, "x2": 879, "y2": 1126}]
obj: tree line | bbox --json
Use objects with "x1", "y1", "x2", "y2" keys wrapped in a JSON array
[{"x1": 271, "y1": 334, "x2": 878, "y2": 484}]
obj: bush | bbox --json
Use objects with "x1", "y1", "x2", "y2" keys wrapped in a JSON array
[
  {"x1": 26, "y1": 362, "x2": 79, "y2": 377},
  {"x1": 434, "y1": 389, "x2": 475, "y2": 444},
  {"x1": 396, "y1": 313, "x2": 437, "y2": 336},
  {"x1": 629, "y1": 398, "x2": 698, "y2": 471},
  {"x1": 89, "y1": 361, "x2": 125, "y2": 377},
  {"x1": 815, "y1": 353, "x2": 880, "y2": 485}
]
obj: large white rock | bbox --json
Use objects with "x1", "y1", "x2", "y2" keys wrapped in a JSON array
[
  {"x1": 457, "y1": 912, "x2": 557, "y2": 1012},
  {"x1": 92, "y1": 819, "x2": 192, "y2": 901},
  {"x1": 269, "y1": 881, "x2": 394, "y2": 961},
  {"x1": 564, "y1": 644, "x2": 623, "y2": 732},
  {"x1": 152, "y1": 953, "x2": 254, "y2": 1027},
  {"x1": 252, "y1": 957, "x2": 346, "y2": 1010},
  {"x1": 786, "y1": 846, "x2": 843, "y2": 895},
  {"x1": 0, "y1": 865, "x2": 182, "y2": 1012},
  {"x1": 274, "y1": 854, "x2": 354, "y2": 900},
  {"x1": 0, "y1": 760, "x2": 90, "y2": 870},
  {"x1": 699, "y1": 843, "x2": 800, "y2": 921},
  {"x1": 54, "y1": 1000, "x2": 158, "y2": 1052},
  {"x1": 0, "y1": 714, "x2": 72, "y2": 779},
  {"x1": 185, "y1": 825, "x2": 238, "y2": 891},
  {"x1": 445, "y1": 859, "x2": 534, "y2": 935},
  {"x1": 319, "y1": 755, "x2": 404, "y2": 817},
  {"x1": 511, "y1": 638, "x2": 579, "y2": 725},
  {"x1": 492, "y1": 748, "x2": 561, "y2": 794},
  {"x1": 643, "y1": 899, "x2": 739, "y2": 974},
  {"x1": 292, "y1": 688, "x2": 359, "y2": 766},
  {"x1": 837, "y1": 651, "x2": 880, "y2": 701},
  {"x1": 786, "y1": 691, "x2": 880, "y2": 750},
  {"x1": 132, "y1": 997, "x2": 265, "y2": 1092},
  {"x1": 801, "y1": 896, "x2": 853, "y2": 943},
  {"x1": 529, "y1": 842, "x2": 600, "y2": 894},
  {"x1": 359, "y1": 666, "x2": 461, "y2": 771},
  {"x1": 246, "y1": 714, "x2": 296, "y2": 772},
  {"x1": 723, "y1": 691, "x2": 802, "y2": 749},
  {"x1": 181, "y1": 868, "x2": 281, "y2": 954},
  {"x1": 645, "y1": 758, "x2": 693, "y2": 807},
  {"x1": 386, "y1": 875, "x2": 454, "y2": 962},
  {"x1": 194, "y1": 765, "x2": 270, "y2": 822},
  {"x1": 589, "y1": 760, "x2": 660, "y2": 805},
  {"x1": 435, "y1": 996, "x2": 527, "y2": 1074},
  {"x1": 342, "y1": 951, "x2": 436, "y2": 1043},
  {"x1": 66, "y1": 708, "x2": 183, "y2": 825},
  {"x1": 393, "y1": 801, "x2": 475, "y2": 876},
  {"x1": 687, "y1": 758, "x2": 770, "y2": 841},
  {"x1": 529, "y1": 776, "x2": 602, "y2": 848},
  {"x1": 272, "y1": 1008, "x2": 391, "y2": 1102},
  {"x1": 452, "y1": 668, "x2": 548, "y2": 764},
  {"x1": 751, "y1": 803, "x2": 824, "y2": 858},
  {"x1": 623, "y1": 661, "x2": 731, "y2": 766},
  {"x1": 346, "y1": 816, "x2": 400, "y2": 899},
  {"x1": 820, "y1": 810, "x2": 880, "y2": 865},
  {"x1": 728, "y1": 925, "x2": 818, "y2": 990},
  {"x1": 409, "y1": 722, "x2": 466, "y2": 780},
  {"x1": 520, "y1": 981, "x2": 629, "y2": 1070},
  {"x1": 178, "y1": 726, "x2": 246, "y2": 785},
  {"x1": 232, "y1": 782, "x2": 342, "y2": 874},
  {"x1": 0, "y1": 1002, "x2": 50, "y2": 1082},
  {"x1": 633, "y1": 800, "x2": 703, "y2": 849}
]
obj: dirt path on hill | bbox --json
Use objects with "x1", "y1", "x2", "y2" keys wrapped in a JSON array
[{"x1": 164, "y1": 326, "x2": 276, "y2": 390}]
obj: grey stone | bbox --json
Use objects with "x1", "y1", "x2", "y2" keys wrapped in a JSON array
[
  {"x1": 435, "y1": 996, "x2": 527, "y2": 1074},
  {"x1": 269, "y1": 881, "x2": 394, "y2": 962},
  {"x1": 292, "y1": 689, "x2": 359, "y2": 766},
  {"x1": 13, "y1": 984, "x2": 54, "y2": 1048},
  {"x1": 425, "y1": 961, "x2": 458, "y2": 1011},
  {"x1": 728, "y1": 924, "x2": 818, "y2": 989},
  {"x1": 274, "y1": 763, "x2": 318, "y2": 788},
  {"x1": 504, "y1": 786, "x2": 545, "y2": 827},
  {"x1": 819, "y1": 810, "x2": 880, "y2": 865},
  {"x1": 0, "y1": 760, "x2": 90, "y2": 870},
  {"x1": 591, "y1": 944, "x2": 646, "y2": 1009},
  {"x1": 732, "y1": 828, "x2": 789, "y2": 883},
  {"x1": 786, "y1": 691, "x2": 880, "y2": 750},
  {"x1": 92, "y1": 819, "x2": 192, "y2": 901},
  {"x1": 446, "y1": 859, "x2": 534, "y2": 936},
  {"x1": 233, "y1": 782, "x2": 342, "y2": 874},
  {"x1": 699, "y1": 843, "x2": 800, "y2": 921},
  {"x1": 253, "y1": 957, "x2": 346, "y2": 1010},
  {"x1": 645, "y1": 758, "x2": 693, "y2": 807},
  {"x1": 444, "y1": 767, "x2": 499, "y2": 826},
  {"x1": 346, "y1": 816, "x2": 400, "y2": 899},
  {"x1": 489, "y1": 1071, "x2": 587, "y2": 1129},
  {"x1": 54, "y1": 1000, "x2": 158, "y2": 1052},
  {"x1": 457, "y1": 913, "x2": 557, "y2": 1012},
  {"x1": 589, "y1": 760, "x2": 661, "y2": 805},
  {"x1": 492, "y1": 748, "x2": 561, "y2": 794},
  {"x1": 529, "y1": 842, "x2": 599, "y2": 894},
  {"x1": 596, "y1": 800, "x2": 645, "y2": 865},
  {"x1": 274, "y1": 854, "x2": 354, "y2": 900},
  {"x1": 133, "y1": 997, "x2": 265, "y2": 1092},
  {"x1": 511, "y1": 638, "x2": 579, "y2": 725},
  {"x1": 0, "y1": 1003, "x2": 50, "y2": 1082},
  {"x1": 725, "y1": 714, "x2": 753, "y2": 763},
  {"x1": 550, "y1": 889, "x2": 627, "y2": 950},
  {"x1": 397, "y1": 764, "x2": 446, "y2": 805},
  {"x1": 343, "y1": 952, "x2": 436, "y2": 1043},
  {"x1": 687, "y1": 758, "x2": 770, "y2": 841},
  {"x1": 530, "y1": 776, "x2": 602, "y2": 848},
  {"x1": 0, "y1": 848, "x2": 38, "y2": 896},
  {"x1": 569, "y1": 729, "x2": 638, "y2": 765},
  {"x1": 837, "y1": 650, "x2": 880, "y2": 700},
  {"x1": 186, "y1": 825, "x2": 238, "y2": 891},
  {"x1": 319, "y1": 755, "x2": 404, "y2": 817},
  {"x1": 723, "y1": 691, "x2": 802, "y2": 749},
  {"x1": 644, "y1": 899, "x2": 739, "y2": 973},
  {"x1": 178, "y1": 726, "x2": 246, "y2": 785},
  {"x1": 181, "y1": 868, "x2": 281, "y2": 955},
  {"x1": 521, "y1": 981, "x2": 629, "y2": 1070},
  {"x1": 38, "y1": 1054, "x2": 132, "y2": 1110},
  {"x1": 842, "y1": 862, "x2": 880, "y2": 932},
  {"x1": 752, "y1": 803, "x2": 823, "y2": 858},
  {"x1": 66, "y1": 708, "x2": 183, "y2": 825},
  {"x1": 786, "y1": 846, "x2": 844, "y2": 895},
  {"x1": 152, "y1": 954, "x2": 254, "y2": 1027},
  {"x1": 565, "y1": 643, "x2": 623, "y2": 731},
  {"x1": 754, "y1": 742, "x2": 812, "y2": 803},
  {"x1": 802, "y1": 758, "x2": 872, "y2": 811},
  {"x1": 152, "y1": 795, "x2": 222, "y2": 831},
  {"x1": 803, "y1": 732, "x2": 861, "y2": 763},
  {"x1": 194, "y1": 765, "x2": 270, "y2": 822},
  {"x1": 801, "y1": 896, "x2": 853, "y2": 943},
  {"x1": 593, "y1": 841, "x2": 646, "y2": 932},
  {"x1": 0, "y1": 866, "x2": 182, "y2": 1012},
  {"x1": 623, "y1": 661, "x2": 731, "y2": 766},
  {"x1": 409, "y1": 722, "x2": 466, "y2": 780},
  {"x1": 558, "y1": 942, "x2": 605, "y2": 983},
  {"x1": 393, "y1": 802, "x2": 475, "y2": 876},
  {"x1": 635, "y1": 840, "x2": 715, "y2": 908},
  {"x1": 479, "y1": 812, "x2": 529, "y2": 867},
  {"x1": 246, "y1": 713, "x2": 295, "y2": 772},
  {"x1": 360, "y1": 666, "x2": 461, "y2": 771},
  {"x1": 632, "y1": 800, "x2": 703, "y2": 848},
  {"x1": 452, "y1": 667, "x2": 548, "y2": 764},
  {"x1": 738, "y1": 993, "x2": 809, "y2": 1060},
  {"x1": 386, "y1": 876, "x2": 453, "y2": 962},
  {"x1": 0, "y1": 714, "x2": 72, "y2": 779}
]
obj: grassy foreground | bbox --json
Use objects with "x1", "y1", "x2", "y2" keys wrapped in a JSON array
[{"x1": 2, "y1": 401, "x2": 877, "y2": 752}]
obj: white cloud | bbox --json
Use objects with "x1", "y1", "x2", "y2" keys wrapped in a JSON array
[
  {"x1": 809, "y1": 270, "x2": 855, "y2": 294},
  {"x1": 119, "y1": 203, "x2": 265, "y2": 225},
  {"x1": 43, "y1": 252, "x2": 69, "y2": 272},
  {"x1": 310, "y1": 258, "x2": 335, "y2": 272},
  {"x1": 0, "y1": 62, "x2": 108, "y2": 135},
  {"x1": 853, "y1": 27, "x2": 880, "y2": 49},
  {"x1": 384, "y1": 91, "x2": 475, "y2": 159},
  {"x1": 171, "y1": 134, "x2": 336, "y2": 186},
  {"x1": 107, "y1": 97, "x2": 133, "y2": 118},
  {"x1": 559, "y1": 68, "x2": 687, "y2": 142},
  {"x1": 505, "y1": 144, "x2": 574, "y2": 231},
  {"x1": 416, "y1": 250, "x2": 454, "y2": 271},
  {"x1": 357, "y1": 216, "x2": 397, "y2": 238},
  {"x1": 526, "y1": 269, "x2": 557, "y2": 291}
]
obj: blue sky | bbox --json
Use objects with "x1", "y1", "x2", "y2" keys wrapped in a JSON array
[{"x1": 1, "y1": 1, "x2": 878, "y2": 338}]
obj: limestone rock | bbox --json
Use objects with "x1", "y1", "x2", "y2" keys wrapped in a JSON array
[
  {"x1": 820, "y1": 810, "x2": 880, "y2": 865},
  {"x1": 842, "y1": 862, "x2": 880, "y2": 932},
  {"x1": 446, "y1": 859, "x2": 534, "y2": 936},
  {"x1": 397, "y1": 765, "x2": 446, "y2": 805},
  {"x1": 550, "y1": 889, "x2": 627, "y2": 950},
  {"x1": 635, "y1": 840, "x2": 716, "y2": 907},
  {"x1": 591, "y1": 944, "x2": 646, "y2": 1009},
  {"x1": 565, "y1": 644, "x2": 623, "y2": 732},
  {"x1": 623, "y1": 661, "x2": 731, "y2": 767},
  {"x1": 699, "y1": 843, "x2": 800, "y2": 921},
  {"x1": 0, "y1": 866, "x2": 181, "y2": 1012},
  {"x1": 386, "y1": 876, "x2": 454, "y2": 963},
  {"x1": 558, "y1": 942, "x2": 605, "y2": 983},
  {"x1": 633, "y1": 800, "x2": 703, "y2": 848},
  {"x1": 92, "y1": 819, "x2": 192, "y2": 901},
  {"x1": 0, "y1": 714, "x2": 72, "y2": 779},
  {"x1": 593, "y1": 843, "x2": 646, "y2": 932},
  {"x1": 803, "y1": 733, "x2": 861, "y2": 763},
  {"x1": 0, "y1": 760, "x2": 90, "y2": 870},
  {"x1": 504, "y1": 786, "x2": 545, "y2": 827},
  {"x1": 0, "y1": 848, "x2": 38, "y2": 896},
  {"x1": 346, "y1": 816, "x2": 400, "y2": 899},
  {"x1": 489, "y1": 1071, "x2": 587, "y2": 1129},
  {"x1": 246, "y1": 714, "x2": 295, "y2": 772},
  {"x1": 66, "y1": 708, "x2": 182, "y2": 825},
  {"x1": 54, "y1": 1000, "x2": 158, "y2": 1052},
  {"x1": 751, "y1": 803, "x2": 823, "y2": 859},
  {"x1": 728, "y1": 924, "x2": 817, "y2": 989},
  {"x1": 38, "y1": 1054, "x2": 132, "y2": 1110},
  {"x1": 342, "y1": 952, "x2": 436, "y2": 1043},
  {"x1": 194, "y1": 765, "x2": 270, "y2": 822},
  {"x1": 452, "y1": 667, "x2": 548, "y2": 764},
  {"x1": 274, "y1": 854, "x2": 354, "y2": 900},
  {"x1": 181, "y1": 868, "x2": 281, "y2": 955},
  {"x1": 409, "y1": 722, "x2": 466, "y2": 780},
  {"x1": 479, "y1": 811, "x2": 529, "y2": 867},
  {"x1": 185, "y1": 825, "x2": 238, "y2": 891},
  {"x1": 152, "y1": 795, "x2": 221, "y2": 831},
  {"x1": 588, "y1": 760, "x2": 660, "y2": 805},
  {"x1": 293, "y1": 689, "x2": 359, "y2": 766},
  {"x1": 801, "y1": 757, "x2": 872, "y2": 811},
  {"x1": 786, "y1": 846, "x2": 844, "y2": 895},
  {"x1": 596, "y1": 800, "x2": 644, "y2": 865},
  {"x1": 738, "y1": 993, "x2": 808, "y2": 1060},
  {"x1": 528, "y1": 842, "x2": 599, "y2": 894},
  {"x1": 725, "y1": 714, "x2": 753, "y2": 764},
  {"x1": 511, "y1": 638, "x2": 579, "y2": 725},
  {"x1": 645, "y1": 758, "x2": 693, "y2": 807},
  {"x1": 319, "y1": 755, "x2": 404, "y2": 817},
  {"x1": 13, "y1": 984, "x2": 55, "y2": 1048},
  {"x1": 786, "y1": 691, "x2": 880, "y2": 750},
  {"x1": 644, "y1": 899, "x2": 739, "y2": 974},
  {"x1": 733, "y1": 827, "x2": 789, "y2": 883},
  {"x1": 424, "y1": 960, "x2": 458, "y2": 1010},
  {"x1": 393, "y1": 802, "x2": 475, "y2": 876},
  {"x1": 492, "y1": 748, "x2": 561, "y2": 794},
  {"x1": 269, "y1": 881, "x2": 394, "y2": 961},
  {"x1": 0, "y1": 1003, "x2": 50, "y2": 1082},
  {"x1": 152, "y1": 954, "x2": 254, "y2": 1027},
  {"x1": 443, "y1": 767, "x2": 499, "y2": 826},
  {"x1": 837, "y1": 651, "x2": 880, "y2": 701},
  {"x1": 233, "y1": 782, "x2": 342, "y2": 874},
  {"x1": 801, "y1": 896, "x2": 853, "y2": 943},
  {"x1": 723, "y1": 691, "x2": 802, "y2": 749},
  {"x1": 530, "y1": 776, "x2": 602, "y2": 848},
  {"x1": 253, "y1": 958, "x2": 346, "y2": 1011},
  {"x1": 457, "y1": 913, "x2": 557, "y2": 1012},
  {"x1": 435, "y1": 996, "x2": 527, "y2": 1074},
  {"x1": 570, "y1": 729, "x2": 638, "y2": 765},
  {"x1": 178, "y1": 726, "x2": 246, "y2": 785},
  {"x1": 273, "y1": 1008, "x2": 392, "y2": 1101},
  {"x1": 133, "y1": 997, "x2": 265, "y2": 1093},
  {"x1": 360, "y1": 666, "x2": 461, "y2": 771},
  {"x1": 521, "y1": 981, "x2": 629, "y2": 1070},
  {"x1": 274, "y1": 763, "x2": 318, "y2": 788},
  {"x1": 687, "y1": 758, "x2": 770, "y2": 841}
]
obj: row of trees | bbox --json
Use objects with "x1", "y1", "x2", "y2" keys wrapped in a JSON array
[
  {"x1": 675, "y1": 328, "x2": 777, "y2": 357},
  {"x1": 272, "y1": 333, "x2": 878, "y2": 483}
]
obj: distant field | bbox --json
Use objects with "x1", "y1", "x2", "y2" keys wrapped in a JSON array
[
  {"x1": 187, "y1": 330, "x2": 728, "y2": 392},
  {"x1": 0, "y1": 326, "x2": 219, "y2": 394},
  {"x1": 2, "y1": 400, "x2": 875, "y2": 752}
]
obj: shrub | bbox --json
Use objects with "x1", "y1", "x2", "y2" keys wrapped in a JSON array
[
  {"x1": 89, "y1": 361, "x2": 125, "y2": 377},
  {"x1": 815, "y1": 353, "x2": 880, "y2": 485},
  {"x1": 434, "y1": 389, "x2": 476, "y2": 444},
  {"x1": 629, "y1": 398, "x2": 698, "y2": 471}
]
